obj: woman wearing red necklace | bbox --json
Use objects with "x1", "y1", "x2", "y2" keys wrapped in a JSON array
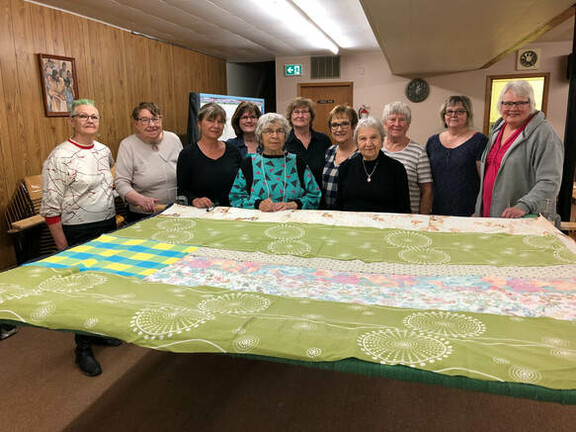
[
  {"x1": 475, "y1": 81, "x2": 563, "y2": 222},
  {"x1": 41, "y1": 99, "x2": 119, "y2": 377}
]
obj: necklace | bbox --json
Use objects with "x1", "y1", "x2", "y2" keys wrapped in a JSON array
[
  {"x1": 443, "y1": 129, "x2": 471, "y2": 148},
  {"x1": 335, "y1": 146, "x2": 356, "y2": 166},
  {"x1": 362, "y1": 158, "x2": 379, "y2": 183},
  {"x1": 260, "y1": 153, "x2": 287, "y2": 202}
]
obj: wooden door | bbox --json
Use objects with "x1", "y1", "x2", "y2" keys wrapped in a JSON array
[{"x1": 298, "y1": 82, "x2": 353, "y2": 139}]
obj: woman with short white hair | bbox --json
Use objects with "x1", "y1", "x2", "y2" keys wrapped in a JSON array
[
  {"x1": 475, "y1": 80, "x2": 563, "y2": 221},
  {"x1": 336, "y1": 117, "x2": 410, "y2": 213},
  {"x1": 381, "y1": 101, "x2": 433, "y2": 214},
  {"x1": 229, "y1": 113, "x2": 321, "y2": 211}
]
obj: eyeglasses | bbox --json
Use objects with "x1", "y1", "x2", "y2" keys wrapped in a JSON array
[
  {"x1": 262, "y1": 129, "x2": 286, "y2": 135},
  {"x1": 71, "y1": 114, "x2": 100, "y2": 121},
  {"x1": 138, "y1": 116, "x2": 162, "y2": 124},
  {"x1": 330, "y1": 121, "x2": 351, "y2": 129},
  {"x1": 240, "y1": 115, "x2": 258, "y2": 121},
  {"x1": 501, "y1": 101, "x2": 530, "y2": 108},
  {"x1": 445, "y1": 109, "x2": 467, "y2": 116},
  {"x1": 292, "y1": 109, "x2": 310, "y2": 116}
]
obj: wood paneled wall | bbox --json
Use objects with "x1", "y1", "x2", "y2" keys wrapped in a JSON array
[{"x1": 0, "y1": 0, "x2": 227, "y2": 268}]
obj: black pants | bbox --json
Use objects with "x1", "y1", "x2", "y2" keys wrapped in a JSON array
[
  {"x1": 62, "y1": 217, "x2": 116, "y2": 247},
  {"x1": 126, "y1": 209, "x2": 148, "y2": 223},
  {"x1": 63, "y1": 218, "x2": 116, "y2": 350}
]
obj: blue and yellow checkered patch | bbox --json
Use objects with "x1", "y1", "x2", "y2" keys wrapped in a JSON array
[{"x1": 26, "y1": 234, "x2": 197, "y2": 278}]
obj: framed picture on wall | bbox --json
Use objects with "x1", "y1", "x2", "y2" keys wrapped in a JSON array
[
  {"x1": 483, "y1": 73, "x2": 549, "y2": 135},
  {"x1": 38, "y1": 54, "x2": 79, "y2": 117}
]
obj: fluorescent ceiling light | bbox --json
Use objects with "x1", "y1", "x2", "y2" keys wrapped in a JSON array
[
  {"x1": 291, "y1": 0, "x2": 352, "y2": 48},
  {"x1": 252, "y1": 0, "x2": 339, "y2": 54}
]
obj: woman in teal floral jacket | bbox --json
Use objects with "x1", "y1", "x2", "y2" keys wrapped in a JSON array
[{"x1": 229, "y1": 113, "x2": 321, "y2": 211}]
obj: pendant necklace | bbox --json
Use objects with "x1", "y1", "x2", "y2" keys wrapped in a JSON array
[
  {"x1": 260, "y1": 154, "x2": 287, "y2": 202},
  {"x1": 362, "y1": 158, "x2": 379, "y2": 183}
]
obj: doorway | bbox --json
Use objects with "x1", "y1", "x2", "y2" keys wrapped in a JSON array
[{"x1": 298, "y1": 82, "x2": 353, "y2": 139}]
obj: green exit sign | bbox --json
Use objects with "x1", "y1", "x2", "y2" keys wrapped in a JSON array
[{"x1": 285, "y1": 64, "x2": 302, "y2": 76}]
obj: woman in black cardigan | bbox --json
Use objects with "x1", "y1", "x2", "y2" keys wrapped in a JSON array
[{"x1": 337, "y1": 117, "x2": 411, "y2": 214}]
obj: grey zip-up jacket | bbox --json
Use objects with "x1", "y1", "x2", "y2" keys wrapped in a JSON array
[{"x1": 475, "y1": 111, "x2": 563, "y2": 219}]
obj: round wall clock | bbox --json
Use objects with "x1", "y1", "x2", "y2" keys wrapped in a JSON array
[
  {"x1": 519, "y1": 50, "x2": 538, "y2": 68},
  {"x1": 406, "y1": 79, "x2": 429, "y2": 103}
]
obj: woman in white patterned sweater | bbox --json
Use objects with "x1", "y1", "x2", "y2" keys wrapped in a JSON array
[{"x1": 41, "y1": 99, "x2": 120, "y2": 378}]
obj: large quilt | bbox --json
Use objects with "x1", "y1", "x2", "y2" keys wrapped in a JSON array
[{"x1": 1, "y1": 206, "x2": 576, "y2": 402}]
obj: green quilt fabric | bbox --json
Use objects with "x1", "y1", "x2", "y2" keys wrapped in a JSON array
[
  {"x1": 118, "y1": 217, "x2": 576, "y2": 266},
  {"x1": 2, "y1": 212, "x2": 576, "y2": 404},
  {"x1": 1, "y1": 265, "x2": 575, "y2": 395}
]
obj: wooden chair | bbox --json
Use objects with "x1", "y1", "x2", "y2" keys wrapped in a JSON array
[
  {"x1": 6, "y1": 175, "x2": 127, "y2": 265},
  {"x1": 560, "y1": 221, "x2": 576, "y2": 241},
  {"x1": 5, "y1": 176, "x2": 56, "y2": 265}
]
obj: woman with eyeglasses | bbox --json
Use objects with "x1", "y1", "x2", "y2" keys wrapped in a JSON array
[
  {"x1": 115, "y1": 102, "x2": 183, "y2": 222},
  {"x1": 226, "y1": 101, "x2": 262, "y2": 158},
  {"x1": 322, "y1": 105, "x2": 358, "y2": 209},
  {"x1": 474, "y1": 81, "x2": 563, "y2": 222},
  {"x1": 425, "y1": 96, "x2": 487, "y2": 216},
  {"x1": 284, "y1": 97, "x2": 332, "y2": 189},
  {"x1": 41, "y1": 99, "x2": 120, "y2": 377},
  {"x1": 177, "y1": 102, "x2": 242, "y2": 208},
  {"x1": 229, "y1": 113, "x2": 321, "y2": 211}
]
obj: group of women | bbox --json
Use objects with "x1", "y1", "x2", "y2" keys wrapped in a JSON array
[{"x1": 39, "y1": 80, "x2": 564, "y2": 376}]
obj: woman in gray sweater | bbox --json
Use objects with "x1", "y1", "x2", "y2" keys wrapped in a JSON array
[{"x1": 115, "y1": 102, "x2": 183, "y2": 222}]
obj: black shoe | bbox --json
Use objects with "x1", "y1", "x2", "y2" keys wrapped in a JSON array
[
  {"x1": 91, "y1": 336, "x2": 122, "y2": 347},
  {"x1": 0, "y1": 325, "x2": 18, "y2": 340},
  {"x1": 75, "y1": 348, "x2": 102, "y2": 377}
]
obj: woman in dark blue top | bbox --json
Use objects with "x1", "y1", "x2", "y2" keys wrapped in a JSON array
[{"x1": 426, "y1": 96, "x2": 487, "y2": 216}]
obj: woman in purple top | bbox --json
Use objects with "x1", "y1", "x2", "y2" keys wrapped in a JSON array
[{"x1": 426, "y1": 95, "x2": 487, "y2": 216}]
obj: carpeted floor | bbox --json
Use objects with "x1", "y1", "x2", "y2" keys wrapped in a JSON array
[{"x1": 1, "y1": 326, "x2": 575, "y2": 431}]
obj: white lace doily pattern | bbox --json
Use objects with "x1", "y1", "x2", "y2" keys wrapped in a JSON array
[
  {"x1": 358, "y1": 329, "x2": 452, "y2": 367},
  {"x1": 38, "y1": 273, "x2": 107, "y2": 293},
  {"x1": 198, "y1": 293, "x2": 272, "y2": 315},
  {"x1": 403, "y1": 311, "x2": 486, "y2": 338},
  {"x1": 130, "y1": 305, "x2": 214, "y2": 340}
]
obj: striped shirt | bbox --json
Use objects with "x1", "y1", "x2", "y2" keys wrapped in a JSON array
[{"x1": 383, "y1": 141, "x2": 432, "y2": 213}]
